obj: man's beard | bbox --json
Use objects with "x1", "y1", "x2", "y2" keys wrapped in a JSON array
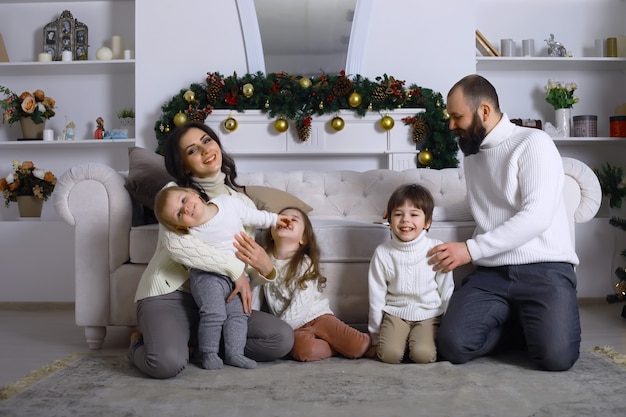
[{"x1": 457, "y1": 113, "x2": 487, "y2": 156}]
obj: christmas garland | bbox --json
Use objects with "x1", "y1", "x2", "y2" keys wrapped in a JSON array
[{"x1": 154, "y1": 71, "x2": 459, "y2": 169}]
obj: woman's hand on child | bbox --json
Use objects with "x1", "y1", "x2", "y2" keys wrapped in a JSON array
[
  {"x1": 228, "y1": 273, "x2": 252, "y2": 314},
  {"x1": 234, "y1": 232, "x2": 275, "y2": 277}
]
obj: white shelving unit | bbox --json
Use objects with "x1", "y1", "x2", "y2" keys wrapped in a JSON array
[{"x1": 0, "y1": 2, "x2": 136, "y2": 213}]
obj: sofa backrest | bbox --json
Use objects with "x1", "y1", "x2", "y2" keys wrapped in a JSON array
[{"x1": 238, "y1": 168, "x2": 471, "y2": 223}]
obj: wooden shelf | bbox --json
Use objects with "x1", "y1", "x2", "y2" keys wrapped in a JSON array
[
  {"x1": 0, "y1": 139, "x2": 135, "y2": 149},
  {"x1": 476, "y1": 57, "x2": 626, "y2": 71},
  {"x1": 551, "y1": 137, "x2": 626, "y2": 143},
  {"x1": 0, "y1": 60, "x2": 134, "y2": 76}
]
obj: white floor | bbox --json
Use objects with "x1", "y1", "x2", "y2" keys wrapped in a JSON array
[{"x1": 0, "y1": 300, "x2": 625, "y2": 387}]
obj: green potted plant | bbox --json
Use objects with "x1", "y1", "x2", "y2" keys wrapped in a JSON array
[
  {"x1": 595, "y1": 162, "x2": 626, "y2": 312},
  {"x1": 116, "y1": 107, "x2": 135, "y2": 137}
]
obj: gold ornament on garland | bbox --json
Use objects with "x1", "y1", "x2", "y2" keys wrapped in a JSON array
[
  {"x1": 380, "y1": 115, "x2": 395, "y2": 131},
  {"x1": 183, "y1": 90, "x2": 196, "y2": 103},
  {"x1": 274, "y1": 117, "x2": 289, "y2": 133},
  {"x1": 418, "y1": 149, "x2": 433, "y2": 166},
  {"x1": 348, "y1": 91, "x2": 362, "y2": 108},
  {"x1": 242, "y1": 83, "x2": 254, "y2": 98},
  {"x1": 173, "y1": 111, "x2": 188, "y2": 127},
  {"x1": 331, "y1": 116, "x2": 345, "y2": 131},
  {"x1": 223, "y1": 117, "x2": 238, "y2": 132},
  {"x1": 299, "y1": 77, "x2": 312, "y2": 89}
]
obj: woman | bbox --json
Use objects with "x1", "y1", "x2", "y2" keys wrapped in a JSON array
[{"x1": 128, "y1": 121, "x2": 294, "y2": 378}]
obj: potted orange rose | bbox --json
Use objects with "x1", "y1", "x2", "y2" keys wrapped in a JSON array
[{"x1": 0, "y1": 85, "x2": 56, "y2": 139}]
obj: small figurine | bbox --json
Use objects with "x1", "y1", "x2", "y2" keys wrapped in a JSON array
[
  {"x1": 94, "y1": 117, "x2": 105, "y2": 140},
  {"x1": 545, "y1": 33, "x2": 569, "y2": 57},
  {"x1": 64, "y1": 118, "x2": 76, "y2": 141}
]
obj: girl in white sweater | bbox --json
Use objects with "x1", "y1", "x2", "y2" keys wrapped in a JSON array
[
  {"x1": 259, "y1": 207, "x2": 371, "y2": 362},
  {"x1": 368, "y1": 184, "x2": 454, "y2": 364}
]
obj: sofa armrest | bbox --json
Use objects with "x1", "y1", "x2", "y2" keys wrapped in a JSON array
[
  {"x1": 561, "y1": 157, "x2": 602, "y2": 224},
  {"x1": 54, "y1": 163, "x2": 133, "y2": 327}
]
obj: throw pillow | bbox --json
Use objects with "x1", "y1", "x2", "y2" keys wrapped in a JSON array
[
  {"x1": 244, "y1": 185, "x2": 313, "y2": 214},
  {"x1": 124, "y1": 147, "x2": 313, "y2": 214},
  {"x1": 125, "y1": 147, "x2": 174, "y2": 210}
]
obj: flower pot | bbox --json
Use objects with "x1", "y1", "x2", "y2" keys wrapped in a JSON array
[
  {"x1": 119, "y1": 117, "x2": 135, "y2": 138},
  {"x1": 554, "y1": 108, "x2": 571, "y2": 137},
  {"x1": 16, "y1": 196, "x2": 44, "y2": 218},
  {"x1": 19, "y1": 117, "x2": 46, "y2": 140}
]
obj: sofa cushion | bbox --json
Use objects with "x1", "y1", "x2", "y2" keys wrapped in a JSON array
[
  {"x1": 245, "y1": 185, "x2": 313, "y2": 213},
  {"x1": 125, "y1": 147, "x2": 174, "y2": 210},
  {"x1": 124, "y1": 146, "x2": 312, "y2": 214}
]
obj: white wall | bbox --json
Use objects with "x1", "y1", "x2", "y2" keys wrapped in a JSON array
[{"x1": 135, "y1": 0, "x2": 250, "y2": 152}]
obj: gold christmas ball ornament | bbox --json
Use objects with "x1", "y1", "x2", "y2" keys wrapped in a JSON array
[
  {"x1": 173, "y1": 111, "x2": 188, "y2": 127},
  {"x1": 319, "y1": 102, "x2": 324, "y2": 110},
  {"x1": 183, "y1": 90, "x2": 196, "y2": 103},
  {"x1": 348, "y1": 91, "x2": 362, "y2": 108},
  {"x1": 223, "y1": 117, "x2": 238, "y2": 132},
  {"x1": 299, "y1": 77, "x2": 312, "y2": 89},
  {"x1": 242, "y1": 83, "x2": 254, "y2": 98},
  {"x1": 274, "y1": 118, "x2": 289, "y2": 133},
  {"x1": 418, "y1": 149, "x2": 434, "y2": 166},
  {"x1": 331, "y1": 116, "x2": 345, "y2": 131},
  {"x1": 264, "y1": 100, "x2": 270, "y2": 109},
  {"x1": 380, "y1": 115, "x2": 395, "y2": 131}
]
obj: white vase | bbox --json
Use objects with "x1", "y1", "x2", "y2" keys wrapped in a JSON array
[{"x1": 555, "y1": 108, "x2": 571, "y2": 137}]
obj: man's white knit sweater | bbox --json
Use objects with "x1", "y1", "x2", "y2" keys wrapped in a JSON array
[
  {"x1": 261, "y1": 255, "x2": 333, "y2": 329},
  {"x1": 368, "y1": 230, "x2": 454, "y2": 344},
  {"x1": 464, "y1": 113, "x2": 578, "y2": 267},
  {"x1": 135, "y1": 173, "x2": 257, "y2": 302}
]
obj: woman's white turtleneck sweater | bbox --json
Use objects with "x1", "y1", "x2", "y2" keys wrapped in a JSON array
[
  {"x1": 463, "y1": 113, "x2": 578, "y2": 267},
  {"x1": 135, "y1": 173, "x2": 257, "y2": 301},
  {"x1": 368, "y1": 230, "x2": 454, "y2": 344}
]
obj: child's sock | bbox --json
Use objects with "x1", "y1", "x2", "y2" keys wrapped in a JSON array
[
  {"x1": 127, "y1": 331, "x2": 143, "y2": 362},
  {"x1": 225, "y1": 354, "x2": 257, "y2": 369},
  {"x1": 201, "y1": 352, "x2": 224, "y2": 370}
]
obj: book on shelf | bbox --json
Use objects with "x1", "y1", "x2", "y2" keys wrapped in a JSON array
[{"x1": 475, "y1": 30, "x2": 500, "y2": 57}]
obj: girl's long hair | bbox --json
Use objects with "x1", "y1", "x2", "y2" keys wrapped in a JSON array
[{"x1": 264, "y1": 207, "x2": 327, "y2": 291}]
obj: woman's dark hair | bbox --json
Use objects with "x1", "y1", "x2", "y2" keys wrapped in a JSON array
[
  {"x1": 163, "y1": 121, "x2": 242, "y2": 198},
  {"x1": 264, "y1": 207, "x2": 327, "y2": 292},
  {"x1": 385, "y1": 184, "x2": 435, "y2": 226}
]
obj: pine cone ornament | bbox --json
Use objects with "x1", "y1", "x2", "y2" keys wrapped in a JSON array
[
  {"x1": 189, "y1": 110, "x2": 207, "y2": 122},
  {"x1": 296, "y1": 119, "x2": 312, "y2": 142},
  {"x1": 333, "y1": 75, "x2": 353, "y2": 97},
  {"x1": 371, "y1": 85, "x2": 388, "y2": 102},
  {"x1": 206, "y1": 84, "x2": 222, "y2": 103},
  {"x1": 412, "y1": 119, "x2": 428, "y2": 143}
]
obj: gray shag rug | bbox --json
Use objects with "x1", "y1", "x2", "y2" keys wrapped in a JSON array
[{"x1": 1, "y1": 347, "x2": 625, "y2": 417}]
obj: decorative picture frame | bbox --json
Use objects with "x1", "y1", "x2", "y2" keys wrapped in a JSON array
[{"x1": 42, "y1": 10, "x2": 88, "y2": 61}]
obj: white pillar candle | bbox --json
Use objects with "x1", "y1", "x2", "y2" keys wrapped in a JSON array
[
  {"x1": 123, "y1": 49, "x2": 133, "y2": 60},
  {"x1": 111, "y1": 35, "x2": 124, "y2": 59},
  {"x1": 61, "y1": 50, "x2": 73, "y2": 61},
  {"x1": 38, "y1": 52, "x2": 52, "y2": 62}
]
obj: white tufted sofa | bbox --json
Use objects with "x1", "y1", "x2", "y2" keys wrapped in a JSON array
[{"x1": 54, "y1": 157, "x2": 601, "y2": 349}]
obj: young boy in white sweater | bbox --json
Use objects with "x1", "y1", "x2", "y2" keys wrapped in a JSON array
[{"x1": 368, "y1": 184, "x2": 454, "y2": 364}]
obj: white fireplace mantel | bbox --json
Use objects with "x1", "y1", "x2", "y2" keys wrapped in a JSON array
[{"x1": 204, "y1": 109, "x2": 426, "y2": 172}]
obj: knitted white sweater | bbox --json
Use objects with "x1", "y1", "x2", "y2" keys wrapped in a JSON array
[
  {"x1": 134, "y1": 175, "x2": 256, "y2": 302},
  {"x1": 262, "y1": 255, "x2": 333, "y2": 329},
  {"x1": 463, "y1": 114, "x2": 579, "y2": 267},
  {"x1": 368, "y1": 231, "x2": 454, "y2": 344}
]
